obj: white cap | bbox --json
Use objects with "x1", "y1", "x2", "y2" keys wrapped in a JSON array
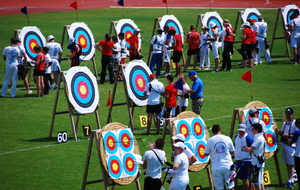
[
  {"x1": 242, "y1": 21, "x2": 250, "y2": 27},
  {"x1": 238, "y1": 123, "x2": 247, "y2": 131},
  {"x1": 48, "y1": 35, "x2": 55, "y2": 41},
  {"x1": 249, "y1": 107, "x2": 258, "y2": 115},
  {"x1": 209, "y1": 22, "x2": 216, "y2": 28},
  {"x1": 134, "y1": 28, "x2": 140, "y2": 32},
  {"x1": 68, "y1": 37, "x2": 75, "y2": 44},
  {"x1": 173, "y1": 142, "x2": 185, "y2": 150},
  {"x1": 172, "y1": 133, "x2": 185, "y2": 142}
]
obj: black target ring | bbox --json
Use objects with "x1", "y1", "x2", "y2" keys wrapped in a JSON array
[
  {"x1": 128, "y1": 65, "x2": 149, "y2": 101},
  {"x1": 24, "y1": 31, "x2": 44, "y2": 60}
]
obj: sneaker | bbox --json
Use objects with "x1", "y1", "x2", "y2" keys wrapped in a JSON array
[
  {"x1": 198, "y1": 67, "x2": 203, "y2": 70},
  {"x1": 53, "y1": 85, "x2": 58, "y2": 90},
  {"x1": 164, "y1": 72, "x2": 170, "y2": 76},
  {"x1": 49, "y1": 86, "x2": 54, "y2": 90},
  {"x1": 211, "y1": 69, "x2": 218, "y2": 73},
  {"x1": 290, "y1": 62, "x2": 297, "y2": 65},
  {"x1": 27, "y1": 90, "x2": 32, "y2": 94},
  {"x1": 287, "y1": 181, "x2": 293, "y2": 189},
  {"x1": 204, "y1": 67, "x2": 210, "y2": 70},
  {"x1": 34, "y1": 94, "x2": 40, "y2": 97}
]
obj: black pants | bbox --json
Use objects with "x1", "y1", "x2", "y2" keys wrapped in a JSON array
[
  {"x1": 295, "y1": 156, "x2": 300, "y2": 187},
  {"x1": 100, "y1": 55, "x2": 114, "y2": 84},
  {"x1": 222, "y1": 41, "x2": 233, "y2": 70},
  {"x1": 144, "y1": 177, "x2": 162, "y2": 190}
]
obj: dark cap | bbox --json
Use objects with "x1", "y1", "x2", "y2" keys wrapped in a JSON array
[
  {"x1": 285, "y1": 108, "x2": 294, "y2": 115},
  {"x1": 118, "y1": 32, "x2": 124, "y2": 37},
  {"x1": 157, "y1": 28, "x2": 163, "y2": 33}
]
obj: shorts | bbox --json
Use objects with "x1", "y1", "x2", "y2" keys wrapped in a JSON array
[
  {"x1": 282, "y1": 143, "x2": 295, "y2": 165},
  {"x1": 212, "y1": 167, "x2": 234, "y2": 190},
  {"x1": 290, "y1": 36, "x2": 300, "y2": 48},
  {"x1": 144, "y1": 177, "x2": 162, "y2": 190},
  {"x1": 33, "y1": 70, "x2": 45, "y2": 76},
  {"x1": 211, "y1": 42, "x2": 220, "y2": 59},
  {"x1": 187, "y1": 49, "x2": 199, "y2": 56},
  {"x1": 163, "y1": 107, "x2": 176, "y2": 118},
  {"x1": 235, "y1": 161, "x2": 251, "y2": 180},
  {"x1": 146, "y1": 104, "x2": 162, "y2": 114},
  {"x1": 51, "y1": 59, "x2": 61, "y2": 72},
  {"x1": 251, "y1": 165, "x2": 264, "y2": 185},
  {"x1": 241, "y1": 44, "x2": 253, "y2": 60},
  {"x1": 163, "y1": 50, "x2": 171, "y2": 62},
  {"x1": 173, "y1": 51, "x2": 182, "y2": 63}
]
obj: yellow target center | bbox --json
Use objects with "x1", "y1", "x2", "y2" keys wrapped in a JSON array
[
  {"x1": 267, "y1": 136, "x2": 273, "y2": 144},
  {"x1": 79, "y1": 85, "x2": 87, "y2": 95},
  {"x1": 108, "y1": 139, "x2": 114, "y2": 147},
  {"x1": 128, "y1": 160, "x2": 133, "y2": 169},
  {"x1": 264, "y1": 115, "x2": 269, "y2": 123},
  {"x1": 112, "y1": 163, "x2": 119, "y2": 171},
  {"x1": 80, "y1": 37, "x2": 86, "y2": 46},
  {"x1": 181, "y1": 127, "x2": 187, "y2": 135},
  {"x1": 127, "y1": 34, "x2": 132, "y2": 39},
  {"x1": 195, "y1": 125, "x2": 200, "y2": 133},
  {"x1": 200, "y1": 147, "x2": 204, "y2": 155},
  {"x1": 123, "y1": 137, "x2": 129, "y2": 146},
  {"x1": 137, "y1": 78, "x2": 144, "y2": 87},
  {"x1": 31, "y1": 42, "x2": 37, "y2": 50}
]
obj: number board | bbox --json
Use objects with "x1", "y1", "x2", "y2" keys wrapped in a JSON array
[
  {"x1": 57, "y1": 131, "x2": 68, "y2": 143},
  {"x1": 193, "y1": 185, "x2": 202, "y2": 190},
  {"x1": 263, "y1": 170, "x2": 271, "y2": 185},
  {"x1": 139, "y1": 116, "x2": 147, "y2": 127},
  {"x1": 82, "y1": 125, "x2": 91, "y2": 136}
]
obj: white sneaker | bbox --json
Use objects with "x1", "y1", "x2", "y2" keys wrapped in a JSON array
[
  {"x1": 27, "y1": 90, "x2": 32, "y2": 94},
  {"x1": 164, "y1": 72, "x2": 170, "y2": 76}
]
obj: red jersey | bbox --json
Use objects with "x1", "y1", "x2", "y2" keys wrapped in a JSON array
[
  {"x1": 128, "y1": 35, "x2": 139, "y2": 51},
  {"x1": 224, "y1": 26, "x2": 234, "y2": 42},
  {"x1": 251, "y1": 29, "x2": 257, "y2": 43},
  {"x1": 242, "y1": 28, "x2": 252, "y2": 44},
  {"x1": 34, "y1": 53, "x2": 45, "y2": 71},
  {"x1": 165, "y1": 83, "x2": 178, "y2": 108},
  {"x1": 99, "y1": 40, "x2": 114, "y2": 56},
  {"x1": 186, "y1": 31, "x2": 200, "y2": 50},
  {"x1": 174, "y1": 34, "x2": 183, "y2": 51}
]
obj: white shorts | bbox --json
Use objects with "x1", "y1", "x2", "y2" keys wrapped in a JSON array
[
  {"x1": 164, "y1": 107, "x2": 176, "y2": 116},
  {"x1": 252, "y1": 166, "x2": 264, "y2": 185},
  {"x1": 212, "y1": 167, "x2": 234, "y2": 190},
  {"x1": 51, "y1": 59, "x2": 61, "y2": 72},
  {"x1": 290, "y1": 36, "x2": 300, "y2": 48},
  {"x1": 163, "y1": 50, "x2": 171, "y2": 63},
  {"x1": 177, "y1": 96, "x2": 188, "y2": 107},
  {"x1": 282, "y1": 143, "x2": 295, "y2": 165},
  {"x1": 211, "y1": 42, "x2": 219, "y2": 59}
]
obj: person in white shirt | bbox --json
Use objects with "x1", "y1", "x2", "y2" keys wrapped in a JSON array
[
  {"x1": 143, "y1": 138, "x2": 166, "y2": 190},
  {"x1": 243, "y1": 107, "x2": 266, "y2": 139},
  {"x1": 149, "y1": 28, "x2": 164, "y2": 78},
  {"x1": 117, "y1": 32, "x2": 127, "y2": 64},
  {"x1": 176, "y1": 75, "x2": 190, "y2": 114},
  {"x1": 287, "y1": 9, "x2": 300, "y2": 65},
  {"x1": 16, "y1": 39, "x2": 31, "y2": 94},
  {"x1": 162, "y1": 25, "x2": 173, "y2": 76},
  {"x1": 204, "y1": 124, "x2": 235, "y2": 190},
  {"x1": 208, "y1": 22, "x2": 221, "y2": 73},
  {"x1": 199, "y1": 26, "x2": 211, "y2": 70},
  {"x1": 256, "y1": 16, "x2": 272, "y2": 64},
  {"x1": 43, "y1": 47, "x2": 52, "y2": 95}
]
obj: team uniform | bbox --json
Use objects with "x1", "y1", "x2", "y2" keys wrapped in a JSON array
[
  {"x1": 149, "y1": 34, "x2": 164, "y2": 77},
  {"x1": 281, "y1": 119, "x2": 297, "y2": 165},
  {"x1": 290, "y1": 17, "x2": 300, "y2": 49},
  {"x1": 291, "y1": 128, "x2": 300, "y2": 188},
  {"x1": 128, "y1": 34, "x2": 140, "y2": 61},
  {"x1": 243, "y1": 117, "x2": 266, "y2": 139},
  {"x1": 222, "y1": 25, "x2": 234, "y2": 71},
  {"x1": 98, "y1": 40, "x2": 114, "y2": 84},
  {"x1": 251, "y1": 133, "x2": 266, "y2": 185},
  {"x1": 164, "y1": 83, "x2": 178, "y2": 117},
  {"x1": 199, "y1": 31, "x2": 210, "y2": 69},
  {"x1": 145, "y1": 79, "x2": 164, "y2": 113},
  {"x1": 163, "y1": 33, "x2": 173, "y2": 63},
  {"x1": 177, "y1": 83, "x2": 190, "y2": 112},
  {"x1": 112, "y1": 42, "x2": 121, "y2": 64},
  {"x1": 119, "y1": 39, "x2": 127, "y2": 64},
  {"x1": 33, "y1": 52, "x2": 46, "y2": 76},
  {"x1": 173, "y1": 34, "x2": 183, "y2": 62},
  {"x1": 1, "y1": 45, "x2": 19, "y2": 97},
  {"x1": 241, "y1": 28, "x2": 253, "y2": 61},
  {"x1": 210, "y1": 27, "x2": 220, "y2": 59},
  {"x1": 169, "y1": 153, "x2": 189, "y2": 190},
  {"x1": 250, "y1": 22, "x2": 259, "y2": 64},
  {"x1": 46, "y1": 42, "x2": 62, "y2": 71},
  {"x1": 44, "y1": 54, "x2": 52, "y2": 95},
  {"x1": 256, "y1": 21, "x2": 272, "y2": 63},
  {"x1": 186, "y1": 30, "x2": 200, "y2": 68}
]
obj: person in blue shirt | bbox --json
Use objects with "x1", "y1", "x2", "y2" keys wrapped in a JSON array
[{"x1": 184, "y1": 71, "x2": 204, "y2": 115}]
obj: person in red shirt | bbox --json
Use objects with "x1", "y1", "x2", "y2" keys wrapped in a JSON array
[
  {"x1": 128, "y1": 28, "x2": 141, "y2": 61},
  {"x1": 95, "y1": 33, "x2": 116, "y2": 84},
  {"x1": 32, "y1": 45, "x2": 46, "y2": 97},
  {"x1": 221, "y1": 19, "x2": 235, "y2": 71},
  {"x1": 164, "y1": 74, "x2": 178, "y2": 127},
  {"x1": 66, "y1": 37, "x2": 82, "y2": 67},
  {"x1": 171, "y1": 30, "x2": 183, "y2": 77},
  {"x1": 240, "y1": 22, "x2": 253, "y2": 68},
  {"x1": 185, "y1": 25, "x2": 200, "y2": 71}
]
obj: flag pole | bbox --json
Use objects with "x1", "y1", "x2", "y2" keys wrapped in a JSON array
[
  {"x1": 26, "y1": 14, "x2": 30, "y2": 25},
  {"x1": 122, "y1": 6, "x2": 125, "y2": 18},
  {"x1": 166, "y1": 1, "x2": 169, "y2": 14},
  {"x1": 76, "y1": 9, "x2": 78, "y2": 21}
]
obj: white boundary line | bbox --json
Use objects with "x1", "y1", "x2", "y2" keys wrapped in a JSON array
[{"x1": 1, "y1": 104, "x2": 299, "y2": 156}]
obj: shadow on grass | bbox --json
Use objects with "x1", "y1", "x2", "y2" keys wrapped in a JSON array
[{"x1": 282, "y1": 79, "x2": 300, "y2": 81}]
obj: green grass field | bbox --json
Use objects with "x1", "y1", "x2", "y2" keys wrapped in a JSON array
[{"x1": 0, "y1": 8, "x2": 300, "y2": 190}]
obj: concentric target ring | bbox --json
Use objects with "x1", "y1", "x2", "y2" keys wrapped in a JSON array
[
  {"x1": 191, "y1": 117, "x2": 205, "y2": 140},
  {"x1": 175, "y1": 119, "x2": 191, "y2": 141},
  {"x1": 103, "y1": 131, "x2": 119, "y2": 155},
  {"x1": 282, "y1": 5, "x2": 299, "y2": 30},
  {"x1": 265, "y1": 129, "x2": 277, "y2": 152},
  {"x1": 195, "y1": 141, "x2": 209, "y2": 163},
  {"x1": 202, "y1": 12, "x2": 224, "y2": 36},
  {"x1": 107, "y1": 155, "x2": 123, "y2": 179},
  {"x1": 241, "y1": 8, "x2": 263, "y2": 23},
  {"x1": 123, "y1": 153, "x2": 138, "y2": 176},
  {"x1": 259, "y1": 107, "x2": 273, "y2": 129},
  {"x1": 159, "y1": 15, "x2": 184, "y2": 42},
  {"x1": 119, "y1": 129, "x2": 134, "y2": 152}
]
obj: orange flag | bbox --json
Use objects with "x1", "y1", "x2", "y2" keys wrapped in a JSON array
[
  {"x1": 106, "y1": 90, "x2": 112, "y2": 107},
  {"x1": 162, "y1": 0, "x2": 167, "y2": 3},
  {"x1": 70, "y1": 1, "x2": 77, "y2": 10},
  {"x1": 241, "y1": 70, "x2": 252, "y2": 83}
]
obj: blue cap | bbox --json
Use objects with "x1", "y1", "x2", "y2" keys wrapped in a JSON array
[{"x1": 186, "y1": 71, "x2": 197, "y2": 77}]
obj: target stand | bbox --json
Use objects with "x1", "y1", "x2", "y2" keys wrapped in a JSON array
[
  {"x1": 81, "y1": 122, "x2": 141, "y2": 190},
  {"x1": 170, "y1": 111, "x2": 214, "y2": 190},
  {"x1": 61, "y1": 23, "x2": 98, "y2": 78},
  {"x1": 230, "y1": 101, "x2": 283, "y2": 186},
  {"x1": 269, "y1": 5, "x2": 298, "y2": 57},
  {"x1": 49, "y1": 67, "x2": 101, "y2": 141}
]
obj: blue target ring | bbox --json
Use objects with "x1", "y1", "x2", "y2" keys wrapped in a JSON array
[
  {"x1": 103, "y1": 131, "x2": 119, "y2": 155},
  {"x1": 121, "y1": 23, "x2": 135, "y2": 49},
  {"x1": 107, "y1": 155, "x2": 123, "y2": 179},
  {"x1": 24, "y1": 31, "x2": 44, "y2": 60},
  {"x1": 175, "y1": 120, "x2": 191, "y2": 141},
  {"x1": 259, "y1": 107, "x2": 273, "y2": 129},
  {"x1": 287, "y1": 9, "x2": 295, "y2": 25},
  {"x1": 70, "y1": 72, "x2": 95, "y2": 108},
  {"x1": 129, "y1": 65, "x2": 149, "y2": 100},
  {"x1": 195, "y1": 141, "x2": 209, "y2": 163},
  {"x1": 207, "y1": 16, "x2": 223, "y2": 35},
  {"x1": 123, "y1": 153, "x2": 138, "y2": 176},
  {"x1": 265, "y1": 129, "x2": 277, "y2": 152},
  {"x1": 247, "y1": 13, "x2": 260, "y2": 22},
  {"x1": 73, "y1": 27, "x2": 92, "y2": 56},
  {"x1": 165, "y1": 19, "x2": 182, "y2": 35},
  {"x1": 119, "y1": 129, "x2": 134, "y2": 152},
  {"x1": 184, "y1": 142, "x2": 194, "y2": 154},
  {"x1": 191, "y1": 117, "x2": 205, "y2": 140}
]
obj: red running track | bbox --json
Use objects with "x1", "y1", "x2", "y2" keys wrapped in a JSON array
[{"x1": 0, "y1": 0, "x2": 299, "y2": 16}]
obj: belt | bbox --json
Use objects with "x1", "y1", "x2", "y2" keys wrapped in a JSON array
[{"x1": 192, "y1": 97, "x2": 203, "y2": 100}]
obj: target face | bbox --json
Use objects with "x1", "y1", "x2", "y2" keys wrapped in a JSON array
[
  {"x1": 265, "y1": 130, "x2": 277, "y2": 152},
  {"x1": 202, "y1": 12, "x2": 224, "y2": 35},
  {"x1": 124, "y1": 60, "x2": 151, "y2": 106},
  {"x1": 103, "y1": 131, "x2": 119, "y2": 155},
  {"x1": 115, "y1": 19, "x2": 141, "y2": 51},
  {"x1": 159, "y1": 15, "x2": 184, "y2": 42},
  {"x1": 282, "y1": 5, "x2": 299, "y2": 30},
  {"x1": 195, "y1": 141, "x2": 209, "y2": 163},
  {"x1": 259, "y1": 107, "x2": 273, "y2": 129},
  {"x1": 175, "y1": 119, "x2": 191, "y2": 141},
  {"x1": 191, "y1": 117, "x2": 205, "y2": 140},
  {"x1": 68, "y1": 22, "x2": 95, "y2": 60},
  {"x1": 107, "y1": 155, "x2": 123, "y2": 179},
  {"x1": 119, "y1": 129, "x2": 134, "y2": 152},
  {"x1": 65, "y1": 67, "x2": 99, "y2": 114},
  {"x1": 123, "y1": 153, "x2": 138, "y2": 176},
  {"x1": 18, "y1": 26, "x2": 46, "y2": 62},
  {"x1": 241, "y1": 8, "x2": 263, "y2": 23}
]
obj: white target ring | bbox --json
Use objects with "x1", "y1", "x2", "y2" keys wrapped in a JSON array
[
  {"x1": 202, "y1": 12, "x2": 224, "y2": 35},
  {"x1": 159, "y1": 15, "x2": 184, "y2": 42},
  {"x1": 68, "y1": 22, "x2": 95, "y2": 61},
  {"x1": 282, "y1": 5, "x2": 299, "y2": 30},
  {"x1": 241, "y1": 8, "x2": 263, "y2": 23}
]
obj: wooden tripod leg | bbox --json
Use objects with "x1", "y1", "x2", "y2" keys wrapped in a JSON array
[{"x1": 81, "y1": 132, "x2": 95, "y2": 190}]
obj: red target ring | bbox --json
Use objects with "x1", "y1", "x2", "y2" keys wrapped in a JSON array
[
  {"x1": 106, "y1": 135, "x2": 116, "y2": 151},
  {"x1": 262, "y1": 111, "x2": 271, "y2": 126},
  {"x1": 78, "y1": 34, "x2": 88, "y2": 49},
  {"x1": 134, "y1": 74, "x2": 146, "y2": 92},
  {"x1": 197, "y1": 144, "x2": 206, "y2": 159},
  {"x1": 121, "y1": 133, "x2": 131, "y2": 149},
  {"x1": 125, "y1": 156, "x2": 135, "y2": 172},
  {"x1": 77, "y1": 81, "x2": 89, "y2": 99}
]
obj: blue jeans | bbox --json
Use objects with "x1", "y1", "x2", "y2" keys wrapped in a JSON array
[{"x1": 149, "y1": 53, "x2": 163, "y2": 77}]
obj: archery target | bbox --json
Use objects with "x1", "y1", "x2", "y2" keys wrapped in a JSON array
[
  {"x1": 103, "y1": 131, "x2": 119, "y2": 155},
  {"x1": 191, "y1": 117, "x2": 205, "y2": 140},
  {"x1": 123, "y1": 153, "x2": 138, "y2": 176},
  {"x1": 119, "y1": 128, "x2": 134, "y2": 152},
  {"x1": 265, "y1": 129, "x2": 277, "y2": 152},
  {"x1": 282, "y1": 5, "x2": 299, "y2": 30},
  {"x1": 241, "y1": 8, "x2": 263, "y2": 23},
  {"x1": 18, "y1": 26, "x2": 46, "y2": 62},
  {"x1": 68, "y1": 22, "x2": 95, "y2": 60},
  {"x1": 115, "y1": 19, "x2": 141, "y2": 51},
  {"x1": 107, "y1": 155, "x2": 123, "y2": 179},
  {"x1": 124, "y1": 60, "x2": 151, "y2": 106},
  {"x1": 159, "y1": 15, "x2": 184, "y2": 42},
  {"x1": 259, "y1": 107, "x2": 273, "y2": 129},
  {"x1": 195, "y1": 141, "x2": 209, "y2": 163},
  {"x1": 243, "y1": 109, "x2": 251, "y2": 121},
  {"x1": 175, "y1": 119, "x2": 191, "y2": 141},
  {"x1": 65, "y1": 66, "x2": 99, "y2": 114},
  {"x1": 202, "y1": 12, "x2": 224, "y2": 35},
  {"x1": 184, "y1": 142, "x2": 194, "y2": 154}
]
